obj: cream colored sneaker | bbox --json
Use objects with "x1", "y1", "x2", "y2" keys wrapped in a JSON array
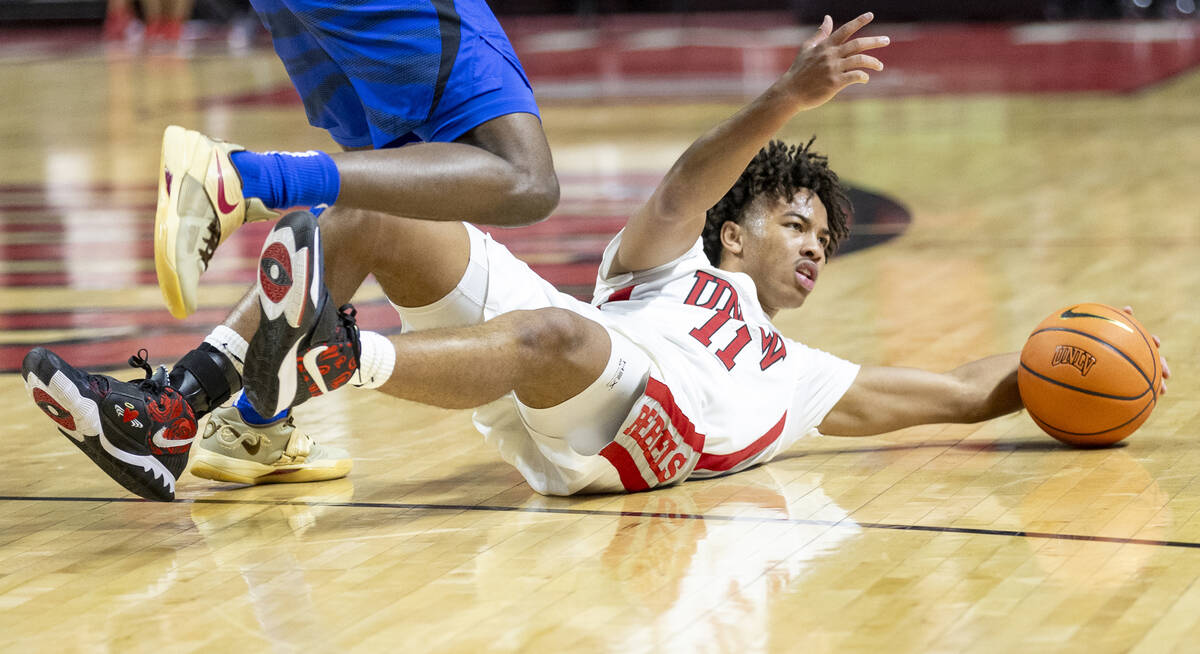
[
  {"x1": 189, "y1": 406, "x2": 352, "y2": 484},
  {"x1": 155, "y1": 125, "x2": 276, "y2": 318}
]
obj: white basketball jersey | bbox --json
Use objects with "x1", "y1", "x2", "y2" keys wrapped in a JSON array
[{"x1": 591, "y1": 231, "x2": 860, "y2": 481}]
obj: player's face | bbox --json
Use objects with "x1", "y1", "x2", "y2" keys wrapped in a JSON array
[{"x1": 723, "y1": 189, "x2": 830, "y2": 317}]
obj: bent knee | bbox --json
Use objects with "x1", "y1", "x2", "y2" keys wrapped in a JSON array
[
  {"x1": 524, "y1": 170, "x2": 561, "y2": 218},
  {"x1": 505, "y1": 308, "x2": 611, "y2": 408},
  {"x1": 501, "y1": 170, "x2": 559, "y2": 226},
  {"x1": 510, "y1": 308, "x2": 600, "y2": 359},
  {"x1": 318, "y1": 206, "x2": 378, "y2": 243}
]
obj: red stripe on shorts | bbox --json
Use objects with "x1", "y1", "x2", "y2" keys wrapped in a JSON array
[
  {"x1": 643, "y1": 377, "x2": 704, "y2": 451},
  {"x1": 599, "y1": 443, "x2": 650, "y2": 492},
  {"x1": 598, "y1": 376, "x2": 707, "y2": 492},
  {"x1": 695, "y1": 412, "x2": 788, "y2": 473}
]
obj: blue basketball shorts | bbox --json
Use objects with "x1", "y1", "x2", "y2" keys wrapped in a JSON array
[{"x1": 249, "y1": 0, "x2": 540, "y2": 149}]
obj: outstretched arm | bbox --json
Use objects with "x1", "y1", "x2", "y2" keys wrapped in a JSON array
[
  {"x1": 819, "y1": 354, "x2": 1024, "y2": 437},
  {"x1": 820, "y1": 307, "x2": 1170, "y2": 437},
  {"x1": 611, "y1": 12, "x2": 890, "y2": 274}
]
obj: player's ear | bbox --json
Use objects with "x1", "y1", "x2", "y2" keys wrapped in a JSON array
[{"x1": 720, "y1": 220, "x2": 744, "y2": 257}]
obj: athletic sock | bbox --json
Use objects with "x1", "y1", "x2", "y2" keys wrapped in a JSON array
[
  {"x1": 220, "y1": 330, "x2": 390, "y2": 425},
  {"x1": 230, "y1": 149, "x2": 340, "y2": 210},
  {"x1": 234, "y1": 390, "x2": 289, "y2": 425},
  {"x1": 202, "y1": 325, "x2": 248, "y2": 376},
  {"x1": 353, "y1": 331, "x2": 396, "y2": 390}
]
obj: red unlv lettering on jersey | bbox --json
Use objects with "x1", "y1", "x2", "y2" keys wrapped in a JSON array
[
  {"x1": 758, "y1": 327, "x2": 787, "y2": 370},
  {"x1": 683, "y1": 271, "x2": 787, "y2": 371},
  {"x1": 683, "y1": 270, "x2": 743, "y2": 319}
]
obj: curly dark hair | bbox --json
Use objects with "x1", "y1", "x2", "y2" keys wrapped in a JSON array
[{"x1": 702, "y1": 138, "x2": 851, "y2": 265}]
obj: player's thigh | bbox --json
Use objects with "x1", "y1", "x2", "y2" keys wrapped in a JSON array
[
  {"x1": 517, "y1": 326, "x2": 653, "y2": 456},
  {"x1": 425, "y1": 24, "x2": 549, "y2": 171},
  {"x1": 508, "y1": 307, "x2": 613, "y2": 409},
  {"x1": 454, "y1": 113, "x2": 555, "y2": 186},
  {"x1": 392, "y1": 224, "x2": 594, "y2": 334},
  {"x1": 319, "y1": 207, "x2": 470, "y2": 309}
]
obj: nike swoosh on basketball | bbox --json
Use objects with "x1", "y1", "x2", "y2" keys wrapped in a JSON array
[
  {"x1": 1060, "y1": 308, "x2": 1134, "y2": 333},
  {"x1": 302, "y1": 346, "x2": 331, "y2": 396},
  {"x1": 151, "y1": 427, "x2": 195, "y2": 449},
  {"x1": 214, "y1": 157, "x2": 241, "y2": 215}
]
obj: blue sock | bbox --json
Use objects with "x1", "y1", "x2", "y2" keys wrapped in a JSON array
[
  {"x1": 235, "y1": 391, "x2": 290, "y2": 425},
  {"x1": 230, "y1": 149, "x2": 340, "y2": 210}
]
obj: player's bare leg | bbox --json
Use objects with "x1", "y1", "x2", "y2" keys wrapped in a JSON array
[
  {"x1": 372, "y1": 309, "x2": 612, "y2": 410},
  {"x1": 309, "y1": 212, "x2": 612, "y2": 408},
  {"x1": 217, "y1": 205, "x2": 471, "y2": 341},
  {"x1": 190, "y1": 205, "x2": 612, "y2": 484},
  {"x1": 221, "y1": 209, "x2": 609, "y2": 407},
  {"x1": 206, "y1": 208, "x2": 484, "y2": 407},
  {"x1": 230, "y1": 210, "x2": 609, "y2": 410},
  {"x1": 332, "y1": 113, "x2": 559, "y2": 227},
  {"x1": 185, "y1": 206, "x2": 447, "y2": 484},
  {"x1": 199, "y1": 206, "x2": 452, "y2": 447},
  {"x1": 157, "y1": 113, "x2": 557, "y2": 318}
]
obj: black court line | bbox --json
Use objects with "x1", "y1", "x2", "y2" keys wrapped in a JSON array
[{"x1": 3, "y1": 495, "x2": 1198, "y2": 550}]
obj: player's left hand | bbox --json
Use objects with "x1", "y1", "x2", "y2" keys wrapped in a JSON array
[
  {"x1": 1123, "y1": 306, "x2": 1170, "y2": 395},
  {"x1": 778, "y1": 12, "x2": 891, "y2": 111}
]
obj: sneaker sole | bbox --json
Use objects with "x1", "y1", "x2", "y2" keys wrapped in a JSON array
[
  {"x1": 243, "y1": 211, "x2": 326, "y2": 417},
  {"x1": 155, "y1": 126, "x2": 238, "y2": 320},
  {"x1": 190, "y1": 450, "x2": 351, "y2": 485},
  {"x1": 22, "y1": 348, "x2": 178, "y2": 501},
  {"x1": 155, "y1": 125, "x2": 193, "y2": 319}
]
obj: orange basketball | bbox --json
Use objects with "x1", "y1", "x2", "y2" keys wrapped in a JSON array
[{"x1": 1017, "y1": 303, "x2": 1161, "y2": 446}]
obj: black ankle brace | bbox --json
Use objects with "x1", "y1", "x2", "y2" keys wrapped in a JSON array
[{"x1": 169, "y1": 343, "x2": 242, "y2": 416}]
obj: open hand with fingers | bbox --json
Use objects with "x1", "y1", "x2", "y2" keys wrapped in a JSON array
[{"x1": 778, "y1": 12, "x2": 890, "y2": 111}]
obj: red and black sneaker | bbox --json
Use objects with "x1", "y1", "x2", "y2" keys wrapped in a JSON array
[
  {"x1": 293, "y1": 303, "x2": 361, "y2": 405},
  {"x1": 243, "y1": 210, "x2": 361, "y2": 417},
  {"x1": 22, "y1": 347, "x2": 197, "y2": 502}
]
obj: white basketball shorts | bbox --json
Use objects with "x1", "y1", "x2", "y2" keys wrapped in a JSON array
[{"x1": 391, "y1": 223, "x2": 651, "y2": 456}]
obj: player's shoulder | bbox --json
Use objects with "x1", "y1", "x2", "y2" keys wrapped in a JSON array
[
  {"x1": 600, "y1": 230, "x2": 707, "y2": 281},
  {"x1": 594, "y1": 234, "x2": 713, "y2": 306}
]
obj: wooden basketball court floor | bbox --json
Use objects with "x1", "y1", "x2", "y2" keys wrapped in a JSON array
[{"x1": 3, "y1": 18, "x2": 1200, "y2": 653}]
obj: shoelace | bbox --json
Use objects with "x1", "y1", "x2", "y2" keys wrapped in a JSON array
[
  {"x1": 127, "y1": 349, "x2": 170, "y2": 396},
  {"x1": 337, "y1": 304, "x2": 362, "y2": 364},
  {"x1": 198, "y1": 218, "x2": 221, "y2": 270}
]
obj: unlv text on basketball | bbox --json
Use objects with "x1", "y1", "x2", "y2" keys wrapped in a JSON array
[{"x1": 1051, "y1": 345, "x2": 1097, "y2": 376}]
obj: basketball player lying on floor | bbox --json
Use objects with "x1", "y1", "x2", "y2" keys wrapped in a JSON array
[{"x1": 21, "y1": 13, "x2": 1169, "y2": 501}]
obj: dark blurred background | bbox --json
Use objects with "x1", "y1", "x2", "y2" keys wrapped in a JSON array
[{"x1": 0, "y1": 0, "x2": 1195, "y2": 23}]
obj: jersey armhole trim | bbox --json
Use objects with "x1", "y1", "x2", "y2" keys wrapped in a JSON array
[{"x1": 600, "y1": 284, "x2": 636, "y2": 305}]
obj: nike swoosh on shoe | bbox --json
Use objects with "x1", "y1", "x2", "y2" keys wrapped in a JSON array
[
  {"x1": 302, "y1": 346, "x2": 331, "y2": 395},
  {"x1": 215, "y1": 157, "x2": 240, "y2": 215},
  {"x1": 152, "y1": 427, "x2": 195, "y2": 450}
]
